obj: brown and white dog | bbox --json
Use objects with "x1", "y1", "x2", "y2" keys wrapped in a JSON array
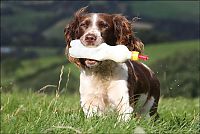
[{"x1": 64, "y1": 7, "x2": 160, "y2": 121}]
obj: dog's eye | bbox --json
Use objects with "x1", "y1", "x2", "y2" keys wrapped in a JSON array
[
  {"x1": 80, "y1": 23, "x2": 88, "y2": 28},
  {"x1": 99, "y1": 22, "x2": 109, "y2": 29}
]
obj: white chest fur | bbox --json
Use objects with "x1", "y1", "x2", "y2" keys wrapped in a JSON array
[{"x1": 79, "y1": 63, "x2": 133, "y2": 121}]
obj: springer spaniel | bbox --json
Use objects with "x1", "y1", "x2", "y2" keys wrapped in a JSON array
[{"x1": 64, "y1": 7, "x2": 160, "y2": 121}]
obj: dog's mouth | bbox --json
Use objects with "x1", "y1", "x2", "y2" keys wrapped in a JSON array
[
  {"x1": 83, "y1": 58, "x2": 101, "y2": 68},
  {"x1": 79, "y1": 36, "x2": 103, "y2": 68}
]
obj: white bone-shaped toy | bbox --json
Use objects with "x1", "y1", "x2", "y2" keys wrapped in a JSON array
[{"x1": 69, "y1": 40, "x2": 148, "y2": 63}]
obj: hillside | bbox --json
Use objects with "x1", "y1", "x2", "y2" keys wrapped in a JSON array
[
  {"x1": 144, "y1": 40, "x2": 199, "y2": 64},
  {"x1": 1, "y1": 1, "x2": 199, "y2": 47},
  {"x1": 130, "y1": 1, "x2": 199, "y2": 22}
]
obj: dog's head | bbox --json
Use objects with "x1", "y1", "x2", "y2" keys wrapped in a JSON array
[{"x1": 64, "y1": 7, "x2": 144, "y2": 68}]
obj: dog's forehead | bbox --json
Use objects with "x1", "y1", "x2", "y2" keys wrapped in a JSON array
[
  {"x1": 98, "y1": 13, "x2": 113, "y2": 21},
  {"x1": 80, "y1": 13, "x2": 113, "y2": 21}
]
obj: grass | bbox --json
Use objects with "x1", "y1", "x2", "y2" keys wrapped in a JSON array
[
  {"x1": 1, "y1": 91, "x2": 199, "y2": 133},
  {"x1": 17, "y1": 63, "x2": 80, "y2": 92}
]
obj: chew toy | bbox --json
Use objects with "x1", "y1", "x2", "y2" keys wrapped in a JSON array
[{"x1": 69, "y1": 40, "x2": 148, "y2": 63}]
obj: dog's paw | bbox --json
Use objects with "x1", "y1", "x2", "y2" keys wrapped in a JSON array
[
  {"x1": 117, "y1": 106, "x2": 133, "y2": 122},
  {"x1": 83, "y1": 106, "x2": 103, "y2": 118}
]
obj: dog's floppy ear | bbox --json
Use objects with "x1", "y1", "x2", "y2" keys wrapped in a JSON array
[
  {"x1": 132, "y1": 36, "x2": 144, "y2": 53},
  {"x1": 64, "y1": 6, "x2": 88, "y2": 67},
  {"x1": 113, "y1": 14, "x2": 144, "y2": 53}
]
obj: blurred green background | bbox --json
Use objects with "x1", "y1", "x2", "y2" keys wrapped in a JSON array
[{"x1": 1, "y1": 1, "x2": 199, "y2": 97}]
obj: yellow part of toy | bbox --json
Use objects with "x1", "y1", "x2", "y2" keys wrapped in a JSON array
[{"x1": 131, "y1": 51, "x2": 139, "y2": 61}]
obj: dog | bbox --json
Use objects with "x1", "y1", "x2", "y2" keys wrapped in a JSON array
[{"x1": 64, "y1": 7, "x2": 160, "y2": 121}]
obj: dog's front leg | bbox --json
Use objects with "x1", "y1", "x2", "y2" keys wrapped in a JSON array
[
  {"x1": 79, "y1": 71, "x2": 107, "y2": 118},
  {"x1": 108, "y1": 80, "x2": 133, "y2": 121},
  {"x1": 80, "y1": 94, "x2": 106, "y2": 118}
]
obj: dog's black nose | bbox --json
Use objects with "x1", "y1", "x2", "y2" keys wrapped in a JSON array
[{"x1": 85, "y1": 34, "x2": 97, "y2": 43}]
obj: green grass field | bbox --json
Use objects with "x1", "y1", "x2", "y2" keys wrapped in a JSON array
[
  {"x1": 1, "y1": 91, "x2": 199, "y2": 133},
  {"x1": 1, "y1": 40, "x2": 199, "y2": 133}
]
